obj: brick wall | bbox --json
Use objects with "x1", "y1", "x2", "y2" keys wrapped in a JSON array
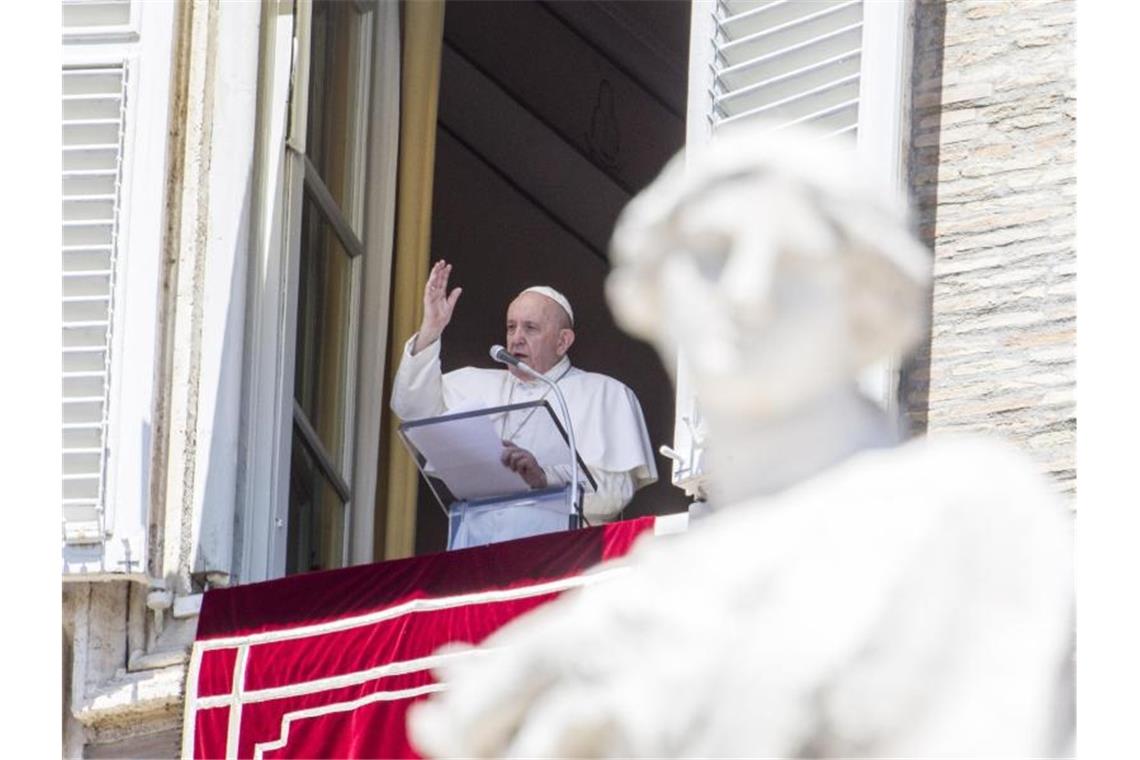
[{"x1": 902, "y1": 0, "x2": 1076, "y2": 500}]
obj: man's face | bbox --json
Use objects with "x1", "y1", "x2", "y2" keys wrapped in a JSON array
[{"x1": 505, "y1": 293, "x2": 574, "y2": 376}]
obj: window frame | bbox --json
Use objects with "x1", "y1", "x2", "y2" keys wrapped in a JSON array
[
  {"x1": 238, "y1": 0, "x2": 401, "y2": 582},
  {"x1": 283, "y1": 0, "x2": 374, "y2": 575},
  {"x1": 854, "y1": 0, "x2": 916, "y2": 415}
]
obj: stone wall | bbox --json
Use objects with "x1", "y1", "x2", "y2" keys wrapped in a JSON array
[
  {"x1": 63, "y1": 582, "x2": 187, "y2": 757},
  {"x1": 902, "y1": 0, "x2": 1076, "y2": 501}
]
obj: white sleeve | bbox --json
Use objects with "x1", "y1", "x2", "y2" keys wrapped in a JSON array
[
  {"x1": 541, "y1": 464, "x2": 635, "y2": 524},
  {"x1": 390, "y1": 334, "x2": 447, "y2": 420},
  {"x1": 583, "y1": 468, "x2": 635, "y2": 523}
]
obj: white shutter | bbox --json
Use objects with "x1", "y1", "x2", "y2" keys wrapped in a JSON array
[
  {"x1": 62, "y1": 65, "x2": 128, "y2": 544},
  {"x1": 709, "y1": 0, "x2": 863, "y2": 137},
  {"x1": 671, "y1": 1, "x2": 910, "y2": 499}
]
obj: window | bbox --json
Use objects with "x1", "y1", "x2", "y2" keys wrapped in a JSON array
[
  {"x1": 241, "y1": 0, "x2": 400, "y2": 581},
  {"x1": 284, "y1": 0, "x2": 373, "y2": 574}
]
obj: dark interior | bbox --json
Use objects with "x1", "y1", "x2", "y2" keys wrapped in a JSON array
[{"x1": 415, "y1": 0, "x2": 692, "y2": 554}]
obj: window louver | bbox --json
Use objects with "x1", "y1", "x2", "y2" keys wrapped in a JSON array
[
  {"x1": 710, "y1": 0, "x2": 863, "y2": 137},
  {"x1": 62, "y1": 65, "x2": 127, "y2": 544},
  {"x1": 62, "y1": 0, "x2": 132, "y2": 31}
]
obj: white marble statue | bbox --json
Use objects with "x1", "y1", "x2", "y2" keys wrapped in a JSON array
[{"x1": 406, "y1": 125, "x2": 1075, "y2": 758}]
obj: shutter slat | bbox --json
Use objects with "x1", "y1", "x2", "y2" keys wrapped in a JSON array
[
  {"x1": 62, "y1": 71, "x2": 126, "y2": 92},
  {"x1": 721, "y1": 0, "x2": 781, "y2": 19},
  {"x1": 63, "y1": 270, "x2": 113, "y2": 277},
  {"x1": 724, "y1": 96, "x2": 859, "y2": 131},
  {"x1": 64, "y1": 427, "x2": 103, "y2": 450},
  {"x1": 65, "y1": 451, "x2": 104, "y2": 472},
  {"x1": 64, "y1": 252, "x2": 113, "y2": 273},
  {"x1": 719, "y1": 0, "x2": 859, "y2": 48},
  {"x1": 63, "y1": 305, "x2": 110, "y2": 325},
  {"x1": 63, "y1": 201, "x2": 116, "y2": 220},
  {"x1": 62, "y1": 0, "x2": 132, "y2": 32},
  {"x1": 62, "y1": 169, "x2": 118, "y2": 177},
  {"x1": 719, "y1": 0, "x2": 789, "y2": 27},
  {"x1": 64, "y1": 175, "x2": 118, "y2": 196},
  {"x1": 709, "y1": 0, "x2": 863, "y2": 137},
  {"x1": 62, "y1": 92, "x2": 123, "y2": 100},
  {"x1": 64, "y1": 124, "x2": 124, "y2": 145},
  {"x1": 63, "y1": 143, "x2": 121, "y2": 151},
  {"x1": 64, "y1": 404, "x2": 104, "y2": 426},
  {"x1": 717, "y1": 72, "x2": 860, "y2": 125},
  {"x1": 63, "y1": 99, "x2": 123, "y2": 121},
  {"x1": 717, "y1": 6, "x2": 862, "y2": 67},
  {"x1": 63, "y1": 224, "x2": 113, "y2": 247},
  {"x1": 61, "y1": 118, "x2": 121, "y2": 127},
  {"x1": 64, "y1": 149, "x2": 120, "y2": 172},
  {"x1": 62, "y1": 64, "x2": 127, "y2": 545},
  {"x1": 64, "y1": 379, "x2": 108, "y2": 399},
  {"x1": 63, "y1": 320, "x2": 111, "y2": 330},
  {"x1": 713, "y1": 48, "x2": 860, "y2": 109},
  {"x1": 64, "y1": 274, "x2": 113, "y2": 299},
  {"x1": 714, "y1": 22, "x2": 863, "y2": 86},
  {"x1": 62, "y1": 194, "x2": 117, "y2": 202},
  {"x1": 64, "y1": 352, "x2": 107, "y2": 373},
  {"x1": 64, "y1": 502, "x2": 101, "y2": 519},
  {"x1": 63, "y1": 306, "x2": 111, "y2": 324},
  {"x1": 64, "y1": 480, "x2": 100, "y2": 500}
]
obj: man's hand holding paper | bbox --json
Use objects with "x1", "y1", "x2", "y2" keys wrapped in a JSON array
[{"x1": 500, "y1": 441, "x2": 547, "y2": 489}]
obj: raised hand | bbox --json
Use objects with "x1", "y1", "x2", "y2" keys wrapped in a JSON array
[
  {"x1": 412, "y1": 260, "x2": 463, "y2": 354},
  {"x1": 500, "y1": 442, "x2": 548, "y2": 489}
]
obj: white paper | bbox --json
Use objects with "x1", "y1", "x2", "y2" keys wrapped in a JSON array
[{"x1": 403, "y1": 413, "x2": 530, "y2": 500}]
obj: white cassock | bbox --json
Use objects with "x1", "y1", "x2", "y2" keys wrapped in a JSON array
[{"x1": 391, "y1": 336, "x2": 657, "y2": 543}]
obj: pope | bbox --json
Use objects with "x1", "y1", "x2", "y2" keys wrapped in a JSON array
[{"x1": 390, "y1": 260, "x2": 658, "y2": 541}]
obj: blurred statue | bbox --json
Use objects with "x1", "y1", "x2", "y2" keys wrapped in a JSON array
[{"x1": 407, "y1": 125, "x2": 1074, "y2": 758}]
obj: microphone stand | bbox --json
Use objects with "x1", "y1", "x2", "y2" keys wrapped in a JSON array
[{"x1": 492, "y1": 348, "x2": 586, "y2": 527}]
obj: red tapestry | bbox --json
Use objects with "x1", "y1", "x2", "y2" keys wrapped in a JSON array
[{"x1": 183, "y1": 517, "x2": 657, "y2": 759}]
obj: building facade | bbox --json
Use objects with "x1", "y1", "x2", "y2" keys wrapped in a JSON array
[
  {"x1": 61, "y1": 0, "x2": 1074, "y2": 756},
  {"x1": 901, "y1": 0, "x2": 1075, "y2": 500}
]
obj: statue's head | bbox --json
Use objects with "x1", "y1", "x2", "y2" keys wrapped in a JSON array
[{"x1": 606, "y1": 124, "x2": 931, "y2": 418}]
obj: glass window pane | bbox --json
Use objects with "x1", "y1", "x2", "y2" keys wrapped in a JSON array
[
  {"x1": 287, "y1": 431, "x2": 346, "y2": 574},
  {"x1": 293, "y1": 191, "x2": 354, "y2": 473},
  {"x1": 306, "y1": 0, "x2": 367, "y2": 229}
]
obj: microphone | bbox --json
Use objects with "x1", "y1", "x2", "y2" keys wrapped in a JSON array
[
  {"x1": 489, "y1": 344, "x2": 521, "y2": 367},
  {"x1": 488, "y1": 344, "x2": 586, "y2": 528}
]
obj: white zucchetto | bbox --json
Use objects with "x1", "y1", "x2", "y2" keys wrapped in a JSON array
[{"x1": 520, "y1": 286, "x2": 574, "y2": 326}]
